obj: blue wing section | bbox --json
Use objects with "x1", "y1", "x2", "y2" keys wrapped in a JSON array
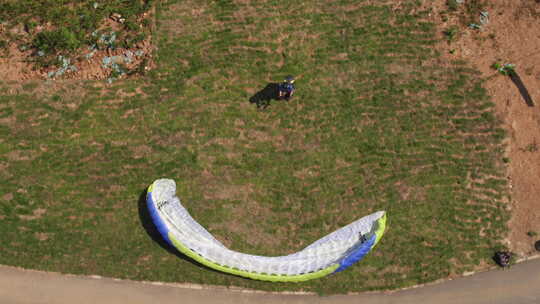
[
  {"x1": 334, "y1": 234, "x2": 376, "y2": 273},
  {"x1": 146, "y1": 189, "x2": 173, "y2": 247}
]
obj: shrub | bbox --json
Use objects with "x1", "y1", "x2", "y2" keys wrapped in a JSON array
[
  {"x1": 33, "y1": 27, "x2": 82, "y2": 55},
  {"x1": 447, "y1": 0, "x2": 459, "y2": 11},
  {"x1": 443, "y1": 26, "x2": 459, "y2": 43},
  {"x1": 124, "y1": 19, "x2": 139, "y2": 31}
]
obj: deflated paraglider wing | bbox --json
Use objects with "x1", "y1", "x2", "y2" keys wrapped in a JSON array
[{"x1": 146, "y1": 178, "x2": 386, "y2": 282}]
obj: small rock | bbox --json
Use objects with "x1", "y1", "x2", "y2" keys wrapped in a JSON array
[
  {"x1": 102, "y1": 56, "x2": 113, "y2": 67},
  {"x1": 112, "y1": 55, "x2": 124, "y2": 64},
  {"x1": 480, "y1": 11, "x2": 489, "y2": 25}
]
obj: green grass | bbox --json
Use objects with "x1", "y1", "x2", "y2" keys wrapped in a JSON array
[{"x1": 0, "y1": 0, "x2": 509, "y2": 294}]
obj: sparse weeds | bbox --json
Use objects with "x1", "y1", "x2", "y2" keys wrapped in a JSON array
[
  {"x1": 447, "y1": 0, "x2": 461, "y2": 12},
  {"x1": 463, "y1": 0, "x2": 487, "y2": 25},
  {"x1": 441, "y1": 0, "x2": 488, "y2": 41},
  {"x1": 443, "y1": 26, "x2": 459, "y2": 43},
  {"x1": 520, "y1": 140, "x2": 538, "y2": 153}
]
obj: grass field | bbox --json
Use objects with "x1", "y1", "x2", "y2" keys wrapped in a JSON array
[{"x1": 0, "y1": 0, "x2": 510, "y2": 294}]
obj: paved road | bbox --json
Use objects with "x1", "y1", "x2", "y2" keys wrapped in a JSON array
[{"x1": 1, "y1": 258, "x2": 539, "y2": 304}]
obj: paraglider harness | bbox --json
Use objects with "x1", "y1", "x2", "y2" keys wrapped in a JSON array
[
  {"x1": 278, "y1": 75, "x2": 295, "y2": 101},
  {"x1": 494, "y1": 251, "x2": 512, "y2": 268}
]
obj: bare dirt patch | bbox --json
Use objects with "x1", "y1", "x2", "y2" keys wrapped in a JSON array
[
  {"x1": 426, "y1": 0, "x2": 540, "y2": 255},
  {"x1": 18, "y1": 208, "x2": 47, "y2": 221},
  {"x1": 34, "y1": 232, "x2": 51, "y2": 241},
  {"x1": 203, "y1": 183, "x2": 253, "y2": 202},
  {"x1": 195, "y1": 165, "x2": 286, "y2": 254},
  {"x1": 130, "y1": 144, "x2": 153, "y2": 159},
  {"x1": 209, "y1": 199, "x2": 282, "y2": 252},
  {"x1": 2, "y1": 193, "x2": 13, "y2": 202},
  {"x1": 6, "y1": 150, "x2": 40, "y2": 162}
]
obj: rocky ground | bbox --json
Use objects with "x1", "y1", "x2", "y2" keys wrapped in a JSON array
[{"x1": 0, "y1": 11, "x2": 155, "y2": 83}]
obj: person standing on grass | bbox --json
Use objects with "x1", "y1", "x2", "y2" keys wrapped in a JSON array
[{"x1": 278, "y1": 75, "x2": 295, "y2": 101}]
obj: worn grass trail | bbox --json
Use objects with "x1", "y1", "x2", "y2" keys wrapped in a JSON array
[{"x1": 0, "y1": 0, "x2": 509, "y2": 294}]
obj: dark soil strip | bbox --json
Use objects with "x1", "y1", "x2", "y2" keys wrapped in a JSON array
[{"x1": 509, "y1": 72, "x2": 535, "y2": 107}]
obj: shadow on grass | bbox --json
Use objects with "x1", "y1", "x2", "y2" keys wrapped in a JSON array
[
  {"x1": 249, "y1": 83, "x2": 280, "y2": 110},
  {"x1": 137, "y1": 189, "x2": 225, "y2": 277}
]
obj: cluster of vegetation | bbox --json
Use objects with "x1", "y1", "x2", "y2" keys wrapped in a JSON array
[
  {"x1": 0, "y1": 0, "x2": 153, "y2": 68},
  {"x1": 0, "y1": 0, "x2": 509, "y2": 295},
  {"x1": 442, "y1": 0, "x2": 488, "y2": 47},
  {"x1": 445, "y1": 0, "x2": 487, "y2": 24}
]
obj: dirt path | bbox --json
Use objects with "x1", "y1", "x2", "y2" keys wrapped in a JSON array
[
  {"x1": 1, "y1": 257, "x2": 540, "y2": 304},
  {"x1": 426, "y1": 0, "x2": 540, "y2": 256}
]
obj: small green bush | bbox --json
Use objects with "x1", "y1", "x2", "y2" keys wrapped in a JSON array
[
  {"x1": 447, "y1": 0, "x2": 459, "y2": 11},
  {"x1": 523, "y1": 141, "x2": 538, "y2": 153},
  {"x1": 443, "y1": 26, "x2": 459, "y2": 43},
  {"x1": 33, "y1": 27, "x2": 82, "y2": 54},
  {"x1": 492, "y1": 63, "x2": 516, "y2": 76},
  {"x1": 124, "y1": 20, "x2": 139, "y2": 32}
]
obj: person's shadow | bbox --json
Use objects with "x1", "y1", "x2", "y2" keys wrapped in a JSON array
[
  {"x1": 509, "y1": 72, "x2": 534, "y2": 107},
  {"x1": 249, "y1": 83, "x2": 281, "y2": 110}
]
